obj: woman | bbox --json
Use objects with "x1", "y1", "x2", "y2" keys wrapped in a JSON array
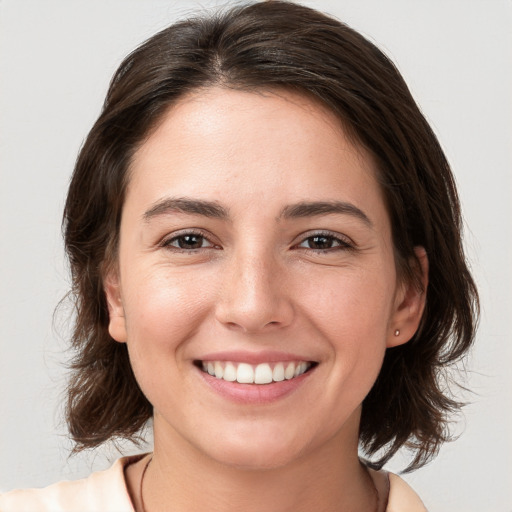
[{"x1": 0, "y1": 1, "x2": 478, "y2": 511}]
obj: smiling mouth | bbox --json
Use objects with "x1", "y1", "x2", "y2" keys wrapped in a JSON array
[{"x1": 195, "y1": 360, "x2": 317, "y2": 385}]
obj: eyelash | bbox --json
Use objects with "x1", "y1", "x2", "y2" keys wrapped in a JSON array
[
  {"x1": 295, "y1": 231, "x2": 354, "y2": 253},
  {"x1": 160, "y1": 230, "x2": 217, "y2": 252},
  {"x1": 160, "y1": 230, "x2": 354, "y2": 253}
]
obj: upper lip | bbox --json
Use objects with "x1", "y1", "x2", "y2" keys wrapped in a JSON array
[{"x1": 197, "y1": 350, "x2": 317, "y2": 364}]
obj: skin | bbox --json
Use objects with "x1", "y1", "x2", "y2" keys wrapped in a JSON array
[{"x1": 105, "y1": 88, "x2": 427, "y2": 512}]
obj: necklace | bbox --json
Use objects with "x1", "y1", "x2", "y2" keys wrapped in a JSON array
[
  {"x1": 139, "y1": 455, "x2": 152, "y2": 512},
  {"x1": 139, "y1": 457, "x2": 379, "y2": 512},
  {"x1": 365, "y1": 465, "x2": 381, "y2": 512}
]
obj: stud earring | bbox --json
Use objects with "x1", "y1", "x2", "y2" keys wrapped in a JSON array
[{"x1": 394, "y1": 329, "x2": 400, "y2": 336}]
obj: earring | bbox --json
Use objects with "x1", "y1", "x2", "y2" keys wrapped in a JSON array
[{"x1": 394, "y1": 329, "x2": 400, "y2": 337}]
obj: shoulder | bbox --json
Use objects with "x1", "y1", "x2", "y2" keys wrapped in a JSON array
[
  {"x1": 383, "y1": 471, "x2": 428, "y2": 512},
  {"x1": 0, "y1": 455, "x2": 143, "y2": 512},
  {"x1": 368, "y1": 468, "x2": 427, "y2": 512}
]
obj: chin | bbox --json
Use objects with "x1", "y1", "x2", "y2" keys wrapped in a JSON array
[
  {"x1": 196, "y1": 423, "x2": 317, "y2": 471},
  {"x1": 210, "y1": 442, "x2": 303, "y2": 471}
]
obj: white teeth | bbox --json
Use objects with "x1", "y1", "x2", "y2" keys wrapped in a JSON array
[
  {"x1": 236, "y1": 363, "x2": 254, "y2": 384},
  {"x1": 223, "y1": 362, "x2": 237, "y2": 382},
  {"x1": 294, "y1": 362, "x2": 308, "y2": 377},
  {"x1": 201, "y1": 360, "x2": 312, "y2": 384},
  {"x1": 254, "y1": 363, "x2": 273, "y2": 384},
  {"x1": 272, "y1": 363, "x2": 285, "y2": 382},
  {"x1": 214, "y1": 361, "x2": 224, "y2": 379},
  {"x1": 284, "y1": 362, "x2": 295, "y2": 380}
]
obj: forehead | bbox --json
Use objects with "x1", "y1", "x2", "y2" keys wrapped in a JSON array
[{"x1": 125, "y1": 87, "x2": 388, "y2": 232}]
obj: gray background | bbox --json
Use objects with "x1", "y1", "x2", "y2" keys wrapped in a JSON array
[{"x1": 1, "y1": 1, "x2": 511, "y2": 510}]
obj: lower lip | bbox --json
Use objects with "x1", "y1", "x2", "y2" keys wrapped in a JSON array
[{"x1": 197, "y1": 367, "x2": 315, "y2": 404}]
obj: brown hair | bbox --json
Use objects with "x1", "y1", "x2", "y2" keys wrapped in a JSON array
[{"x1": 63, "y1": 0, "x2": 479, "y2": 470}]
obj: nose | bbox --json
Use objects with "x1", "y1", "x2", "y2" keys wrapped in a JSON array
[{"x1": 215, "y1": 248, "x2": 294, "y2": 333}]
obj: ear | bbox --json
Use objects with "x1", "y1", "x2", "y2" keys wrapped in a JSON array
[
  {"x1": 387, "y1": 246, "x2": 428, "y2": 348},
  {"x1": 104, "y1": 269, "x2": 127, "y2": 343}
]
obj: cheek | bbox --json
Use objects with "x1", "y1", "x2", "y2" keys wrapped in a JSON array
[
  {"x1": 121, "y1": 268, "x2": 214, "y2": 357},
  {"x1": 120, "y1": 268, "x2": 218, "y2": 408},
  {"x1": 299, "y1": 266, "x2": 395, "y2": 339},
  {"x1": 297, "y1": 266, "x2": 394, "y2": 393}
]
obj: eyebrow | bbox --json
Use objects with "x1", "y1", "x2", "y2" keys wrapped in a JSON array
[
  {"x1": 143, "y1": 197, "x2": 229, "y2": 221},
  {"x1": 280, "y1": 201, "x2": 372, "y2": 227},
  {"x1": 143, "y1": 197, "x2": 372, "y2": 227}
]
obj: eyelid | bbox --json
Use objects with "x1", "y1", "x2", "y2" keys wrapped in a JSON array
[
  {"x1": 159, "y1": 228, "x2": 220, "y2": 250},
  {"x1": 158, "y1": 228, "x2": 354, "y2": 252},
  {"x1": 293, "y1": 230, "x2": 356, "y2": 250}
]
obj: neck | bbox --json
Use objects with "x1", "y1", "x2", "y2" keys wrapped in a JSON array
[{"x1": 142, "y1": 416, "x2": 377, "y2": 512}]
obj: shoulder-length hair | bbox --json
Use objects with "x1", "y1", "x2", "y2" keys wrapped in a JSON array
[{"x1": 63, "y1": 0, "x2": 478, "y2": 471}]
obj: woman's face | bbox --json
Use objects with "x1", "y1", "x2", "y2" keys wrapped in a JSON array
[{"x1": 106, "y1": 88, "x2": 423, "y2": 469}]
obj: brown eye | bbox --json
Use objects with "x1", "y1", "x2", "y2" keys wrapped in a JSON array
[
  {"x1": 298, "y1": 233, "x2": 352, "y2": 251},
  {"x1": 307, "y1": 235, "x2": 335, "y2": 250},
  {"x1": 166, "y1": 233, "x2": 213, "y2": 250}
]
